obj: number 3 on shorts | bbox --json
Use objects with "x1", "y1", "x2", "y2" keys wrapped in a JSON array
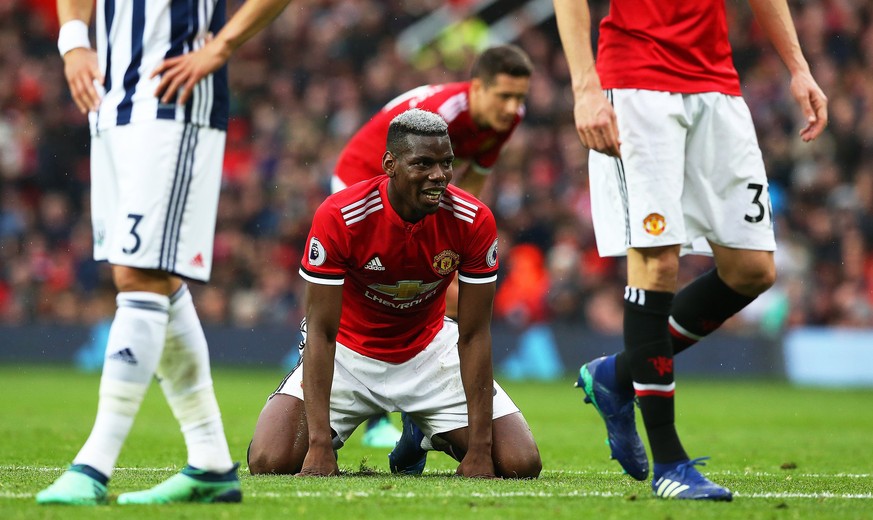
[
  {"x1": 744, "y1": 183, "x2": 770, "y2": 224},
  {"x1": 123, "y1": 213, "x2": 144, "y2": 254}
]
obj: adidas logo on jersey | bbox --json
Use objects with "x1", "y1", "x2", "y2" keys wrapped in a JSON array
[
  {"x1": 364, "y1": 256, "x2": 385, "y2": 271},
  {"x1": 108, "y1": 347, "x2": 138, "y2": 365},
  {"x1": 191, "y1": 253, "x2": 205, "y2": 268}
]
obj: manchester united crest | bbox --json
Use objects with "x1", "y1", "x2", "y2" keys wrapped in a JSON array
[
  {"x1": 433, "y1": 249, "x2": 460, "y2": 275},
  {"x1": 643, "y1": 213, "x2": 666, "y2": 236}
]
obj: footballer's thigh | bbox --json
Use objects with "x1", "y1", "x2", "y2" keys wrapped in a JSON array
[
  {"x1": 97, "y1": 120, "x2": 224, "y2": 281},
  {"x1": 397, "y1": 320, "x2": 539, "y2": 477},
  {"x1": 438, "y1": 412, "x2": 542, "y2": 479},
  {"x1": 248, "y1": 393, "x2": 309, "y2": 475}
]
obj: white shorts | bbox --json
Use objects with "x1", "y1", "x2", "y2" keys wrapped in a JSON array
[
  {"x1": 330, "y1": 174, "x2": 346, "y2": 195},
  {"x1": 273, "y1": 318, "x2": 520, "y2": 448},
  {"x1": 90, "y1": 120, "x2": 225, "y2": 281},
  {"x1": 589, "y1": 89, "x2": 776, "y2": 257}
]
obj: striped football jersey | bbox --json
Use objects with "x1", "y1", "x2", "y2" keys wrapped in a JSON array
[{"x1": 91, "y1": 0, "x2": 228, "y2": 132}]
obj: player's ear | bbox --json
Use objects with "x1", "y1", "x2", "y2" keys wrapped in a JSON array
[
  {"x1": 470, "y1": 77, "x2": 485, "y2": 95},
  {"x1": 382, "y1": 150, "x2": 396, "y2": 177}
]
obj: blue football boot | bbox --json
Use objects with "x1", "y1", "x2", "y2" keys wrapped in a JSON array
[
  {"x1": 387, "y1": 413, "x2": 427, "y2": 475},
  {"x1": 652, "y1": 457, "x2": 732, "y2": 501},
  {"x1": 577, "y1": 355, "x2": 649, "y2": 480}
]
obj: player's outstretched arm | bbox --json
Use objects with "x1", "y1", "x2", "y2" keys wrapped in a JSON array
[
  {"x1": 455, "y1": 280, "x2": 498, "y2": 479},
  {"x1": 748, "y1": 0, "x2": 828, "y2": 142},
  {"x1": 57, "y1": 0, "x2": 102, "y2": 114},
  {"x1": 552, "y1": 0, "x2": 621, "y2": 157},
  {"x1": 297, "y1": 282, "x2": 342, "y2": 477},
  {"x1": 152, "y1": 0, "x2": 293, "y2": 105},
  {"x1": 454, "y1": 163, "x2": 488, "y2": 198}
]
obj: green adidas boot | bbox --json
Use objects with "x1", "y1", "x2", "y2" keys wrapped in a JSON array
[
  {"x1": 117, "y1": 464, "x2": 241, "y2": 505},
  {"x1": 36, "y1": 465, "x2": 108, "y2": 505}
]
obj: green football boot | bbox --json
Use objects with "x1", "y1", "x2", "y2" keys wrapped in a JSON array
[
  {"x1": 117, "y1": 464, "x2": 241, "y2": 505},
  {"x1": 36, "y1": 465, "x2": 108, "y2": 505},
  {"x1": 362, "y1": 416, "x2": 402, "y2": 448}
]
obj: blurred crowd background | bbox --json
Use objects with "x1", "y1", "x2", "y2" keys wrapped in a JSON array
[{"x1": 2, "y1": 0, "x2": 873, "y2": 337}]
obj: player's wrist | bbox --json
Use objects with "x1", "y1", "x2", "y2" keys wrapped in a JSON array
[
  {"x1": 209, "y1": 34, "x2": 235, "y2": 61},
  {"x1": 58, "y1": 19, "x2": 91, "y2": 57}
]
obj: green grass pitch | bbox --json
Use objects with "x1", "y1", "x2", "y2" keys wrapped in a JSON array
[{"x1": 1, "y1": 365, "x2": 871, "y2": 519}]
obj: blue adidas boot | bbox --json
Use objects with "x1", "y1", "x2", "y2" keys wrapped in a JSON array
[
  {"x1": 652, "y1": 457, "x2": 732, "y2": 501},
  {"x1": 387, "y1": 413, "x2": 427, "y2": 475},
  {"x1": 577, "y1": 355, "x2": 649, "y2": 480}
]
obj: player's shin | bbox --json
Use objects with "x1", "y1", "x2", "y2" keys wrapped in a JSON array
[
  {"x1": 158, "y1": 284, "x2": 233, "y2": 473},
  {"x1": 623, "y1": 288, "x2": 688, "y2": 465},
  {"x1": 73, "y1": 291, "x2": 170, "y2": 477}
]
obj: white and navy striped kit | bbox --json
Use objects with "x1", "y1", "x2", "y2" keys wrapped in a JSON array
[
  {"x1": 89, "y1": 0, "x2": 228, "y2": 282},
  {"x1": 92, "y1": 0, "x2": 228, "y2": 132}
]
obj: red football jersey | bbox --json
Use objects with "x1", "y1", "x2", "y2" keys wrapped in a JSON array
[
  {"x1": 596, "y1": 0, "x2": 741, "y2": 96},
  {"x1": 335, "y1": 82, "x2": 522, "y2": 187},
  {"x1": 299, "y1": 176, "x2": 499, "y2": 363}
]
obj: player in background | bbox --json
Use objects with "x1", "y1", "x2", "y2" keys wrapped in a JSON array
[
  {"x1": 553, "y1": 0, "x2": 827, "y2": 500},
  {"x1": 246, "y1": 109, "x2": 542, "y2": 479},
  {"x1": 333, "y1": 44, "x2": 533, "y2": 450},
  {"x1": 37, "y1": 0, "x2": 294, "y2": 506}
]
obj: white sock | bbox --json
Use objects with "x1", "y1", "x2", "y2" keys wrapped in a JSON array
[
  {"x1": 73, "y1": 292, "x2": 170, "y2": 478},
  {"x1": 158, "y1": 285, "x2": 233, "y2": 472}
]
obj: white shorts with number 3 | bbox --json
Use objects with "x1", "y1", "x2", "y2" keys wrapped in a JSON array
[
  {"x1": 589, "y1": 89, "x2": 776, "y2": 257},
  {"x1": 90, "y1": 120, "x2": 224, "y2": 281}
]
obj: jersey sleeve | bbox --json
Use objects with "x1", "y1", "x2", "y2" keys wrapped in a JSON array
[
  {"x1": 458, "y1": 204, "x2": 499, "y2": 284},
  {"x1": 299, "y1": 200, "x2": 348, "y2": 286}
]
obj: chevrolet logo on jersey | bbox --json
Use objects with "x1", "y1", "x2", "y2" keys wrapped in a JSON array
[{"x1": 368, "y1": 280, "x2": 443, "y2": 301}]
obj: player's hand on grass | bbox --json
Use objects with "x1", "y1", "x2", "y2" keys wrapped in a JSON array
[
  {"x1": 790, "y1": 71, "x2": 828, "y2": 142},
  {"x1": 455, "y1": 451, "x2": 498, "y2": 479},
  {"x1": 296, "y1": 446, "x2": 340, "y2": 477},
  {"x1": 574, "y1": 86, "x2": 621, "y2": 158},
  {"x1": 152, "y1": 33, "x2": 231, "y2": 106},
  {"x1": 63, "y1": 47, "x2": 102, "y2": 114}
]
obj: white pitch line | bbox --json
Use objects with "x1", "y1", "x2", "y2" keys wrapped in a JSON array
[
  {"x1": 4, "y1": 466, "x2": 870, "y2": 501},
  {"x1": 3, "y1": 490, "x2": 872, "y2": 500},
  {"x1": 542, "y1": 469, "x2": 873, "y2": 479},
  {"x1": 3, "y1": 466, "x2": 870, "y2": 479},
  {"x1": 0, "y1": 466, "x2": 178, "y2": 473}
]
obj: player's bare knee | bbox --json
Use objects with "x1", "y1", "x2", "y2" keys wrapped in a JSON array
[
  {"x1": 747, "y1": 264, "x2": 776, "y2": 295},
  {"x1": 247, "y1": 445, "x2": 299, "y2": 476},
  {"x1": 496, "y1": 451, "x2": 542, "y2": 479},
  {"x1": 112, "y1": 266, "x2": 175, "y2": 294},
  {"x1": 724, "y1": 261, "x2": 776, "y2": 297},
  {"x1": 631, "y1": 247, "x2": 681, "y2": 289}
]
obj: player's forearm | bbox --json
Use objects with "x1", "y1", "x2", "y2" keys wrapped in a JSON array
[
  {"x1": 212, "y1": 0, "x2": 293, "y2": 59},
  {"x1": 454, "y1": 164, "x2": 488, "y2": 197},
  {"x1": 553, "y1": 0, "x2": 601, "y2": 96},
  {"x1": 747, "y1": 0, "x2": 811, "y2": 75},
  {"x1": 57, "y1": 0, "x2": 93, "y2": 24},
  {"x1": 458, "y1": 334, "x2": 494, "y2": 454},
  {"x1": 301, "y1": 337, "x2": 336, "y2": 450}
]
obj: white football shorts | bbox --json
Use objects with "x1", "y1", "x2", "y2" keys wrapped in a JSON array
[
  {"x1": 329, "y1": 174, "x2": 347, "y2": 195},
  {"x1": 90, "y1": 120, "x2": 224, "y2": 281},
  {"x1": 589, "y1": 89, "x2": 776, "y2": 257},
  {"x1": 273, "y1": 317, "x2": 520, "y2": 448}
]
